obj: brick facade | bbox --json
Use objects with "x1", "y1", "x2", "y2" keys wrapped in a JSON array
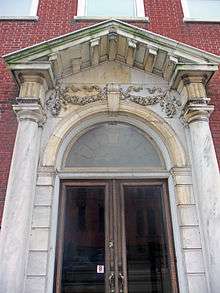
[{"x1": 0, "y1": 0, "x2": 220, "y2": 224}]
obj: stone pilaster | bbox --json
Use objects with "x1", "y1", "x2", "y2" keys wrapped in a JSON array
[
  {"x1": 181, "y1": 76, "x2": 220, "y2": 293},
  {"x1": 0, "y1": 76, "x2": 47, "y2": 293},
  {"x1": 170, "y1": 167, "x2": 209, "y2": 292}
]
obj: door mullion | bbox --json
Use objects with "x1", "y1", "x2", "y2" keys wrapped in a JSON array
[
  {"x1": 112, "y1": 179, "x2": 120, "y2": 293},
  {"x1": 118, "y1": 181, "x2": 128, "y2": 293},
  {"x1": 106, "y1": 182, "x2": 113, "y2": 293}
]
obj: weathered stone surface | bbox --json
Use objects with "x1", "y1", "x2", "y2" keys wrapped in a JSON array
[
  {"x1": 27, "y1": 251, "x2": 48, "y2": 276},
  {"x1": 25, "y1": 277, "x2": 46, "y2": 293},
  {"x1": 30, "y1": 228, "x2": 49, "y2": 251},
  {"x1": 32, "y1": 207, "x2": 51, "y2": 228}
]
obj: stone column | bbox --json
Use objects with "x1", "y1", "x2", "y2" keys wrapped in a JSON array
[
  {"x1": 182, "y1": 75, "x2": 220, "y2": 293},
  {"x1": 0, "y1": 75, "x2": 47, "y2": 293}
]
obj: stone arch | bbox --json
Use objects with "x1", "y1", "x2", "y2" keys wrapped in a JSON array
[{"x1": 42, "y1": 102, "x2": 187, "y2": 169}]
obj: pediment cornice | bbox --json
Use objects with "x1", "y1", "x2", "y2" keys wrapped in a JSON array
[{"x1": 3, "y1": 19, "x2": 220, "y2": 91}]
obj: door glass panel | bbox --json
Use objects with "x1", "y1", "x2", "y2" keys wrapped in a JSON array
[
  {"x1": 124, "y1": 185, "x2": 172, "y2": 293},
  {"x1": 61, "y1": 187, "x2": 105, "y2": 293}
]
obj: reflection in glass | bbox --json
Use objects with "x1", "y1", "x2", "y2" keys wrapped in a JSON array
[
  {"x1": 61, "y1": 187, "x2": 105, "y2": 293},
  {"x1": 0, "y1": 0, "x2": 33, "y2": 16},
  {"x1": 86, "y1": 0, "x2": 135, "y2": 17},
  {"x1": 124, "y1": 186, "x2": 172, "y2": 293}
]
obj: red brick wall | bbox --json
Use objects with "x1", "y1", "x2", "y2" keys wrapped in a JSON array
[{"x1": 0, "y1": 0, "x2": 220, "y2": 224}]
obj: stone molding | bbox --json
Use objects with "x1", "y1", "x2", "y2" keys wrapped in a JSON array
[
  {"x1": 4, "y1": 20, "x2": 220, "y2": 84},
  {"x1": 183, "y1": 103, "x2": 214, "y2": 124},
  {"x1": 13, "y1": 103, "x2": 46, "y2": 125},
  {"x1": 170, "y1": 167, "x2": 192, "y2": 185}
]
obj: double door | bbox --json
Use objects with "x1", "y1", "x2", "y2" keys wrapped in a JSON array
[{"x1": 54, "y1": 180, "x2": 178, "y2": 293}]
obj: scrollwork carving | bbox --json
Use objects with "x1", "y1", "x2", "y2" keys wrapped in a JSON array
[{"x1": 46, "y1": 83, "x2": 181, "y2": 117}]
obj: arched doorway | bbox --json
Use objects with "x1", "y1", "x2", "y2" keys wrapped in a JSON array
[{"x1": 53, "y1": 122, "x2": 179, "y2": 293}]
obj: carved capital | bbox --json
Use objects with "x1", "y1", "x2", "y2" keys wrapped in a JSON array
[
  {"x1": 18, "y1": 73, "x2": 48, "y2": 106},
  {"x1": 181, "y1": 74, "x2": 209, "y2": 103},
  {"x1": 182, "y1": 103, "x2": 214, "y2": 124},
  {"x1": 13, "y1": 103, "x2": 46, "y2": 125}
]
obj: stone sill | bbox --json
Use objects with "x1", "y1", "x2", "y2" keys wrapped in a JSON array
[
  {"x1": 183, "y1": 17, "x2": 220, "y2": 23},
  {"x1": 0, "y1": 16, "x2": 39, "y2": 21},
  {"x1": 73, "y1": 16, "x2": 149, "y2": 23}
]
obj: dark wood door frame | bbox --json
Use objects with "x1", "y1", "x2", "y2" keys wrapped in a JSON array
[{"x1": 53, "y1": 179, "x2": 179, "y2": 293}]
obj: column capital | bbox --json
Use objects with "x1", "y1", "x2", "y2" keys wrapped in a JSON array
[
  {"x1": 8, "y1": 63, "x2": 55, "y2": 109},
  {"x1": 170, "y1": 67, "x2": 217, "y2": 115},
  {"x1": 18, "y1": 73, "x2": 48, "y2": 107},
  {"x1": 13, "y1": 102, "x2": 46, "y2": 125},
  {"x1": 182, "y1": 103, "x2": 214, "y2": 124},
  {"x1": 176, "y1": 73, "x2": 215, "y2": 124},
  {"x1": 181, "y1": 74, "x2": 210, "y2": 104}
]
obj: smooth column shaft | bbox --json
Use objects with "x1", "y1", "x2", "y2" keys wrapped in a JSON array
[
  {"x1": 189, "y1": 120, "x2": 220, "y2": 293},
  {"x1": 0, "y1": 119, "x2": 41, "y2": 293}
]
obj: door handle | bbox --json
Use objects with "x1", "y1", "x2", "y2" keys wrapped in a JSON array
[
  {"x1": 118, "y1": 272, "x2": 124, "y2": 293},
  {"x1": 109, "y1": 272, "x2": 115, "y2": 293}
]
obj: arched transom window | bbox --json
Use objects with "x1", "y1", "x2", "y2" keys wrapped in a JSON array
[{"x1": 64, "y1": 122, "x2": 165, "y2": 169}]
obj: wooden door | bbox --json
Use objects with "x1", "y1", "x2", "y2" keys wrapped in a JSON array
[
  {"x1": 54, "y1": 180, "x2": 178, "y2": 293},
  {"x1": 115, "y1": 180, "x2": 179, "y2": 293}
]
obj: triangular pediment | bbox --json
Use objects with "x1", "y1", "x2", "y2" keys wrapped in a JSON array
[{"x1": 4, "y1": 19, "x2": 220, "y2": 88}]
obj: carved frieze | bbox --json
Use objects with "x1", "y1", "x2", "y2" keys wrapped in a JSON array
[
  {"x1": 46, "y1": 84, "x2": 108, "y2": 116},
  {"x1": 120, "y1": 86, "x2": 181, "y2": 117},
  {"x1": 46, "y1": 83, "x2": 181, "y2": 117}
]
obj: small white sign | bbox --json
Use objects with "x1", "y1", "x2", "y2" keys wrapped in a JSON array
[{"x1": 97, "y1": 265, "x2": 105, "y2": 274}]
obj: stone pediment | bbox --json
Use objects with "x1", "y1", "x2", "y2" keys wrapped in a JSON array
[{"x1": 3, "y1": 19, "x2": 220, "y2": 90}]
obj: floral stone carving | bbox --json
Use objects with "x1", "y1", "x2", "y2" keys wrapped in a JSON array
[
  {"x1": 46, "y1": 83, "x2": 181, "y2": 117},
  {"x1": 46, "y1": 84, "x2": 108, "y2": 116},
  {"x1": 120, "y1": 86, "x2": 182, "y2": 118}
]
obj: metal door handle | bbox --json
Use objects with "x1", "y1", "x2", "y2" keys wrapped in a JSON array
[
  {"x1": 118, "y1": 272, "x2": 124, "y2": 293},
  {"x1": 109, "y1": 272, "x2": 115, "y2": 293}
]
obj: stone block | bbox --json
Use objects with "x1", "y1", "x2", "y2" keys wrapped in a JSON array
[
  {"x1": 188, "y1": 274, "x2": 208, "y2": 293},
  {"x1": 37, "y1": 175, "x2": 54, "y2": 186},
  {"x1": 35, "y1": 186, "x2": 53, "y2": 206},
  {"x1": 175, "y1": 185, "x2": 195, "y2": 205},
  {"x1": 32, "y1": 206, "x2": 51, "y2": 228},
  {"x1": 184, "y1": 249, "x2": 205, "y2": 273},
  {"x1": 25, "y1": 277, "x2": 46, "y2": 293},
  {"x1": 181, "y1": 226, "x2": 201, "y2": 248},
  {"x1": 27, "y1": 251, "x2": 47, "y2": 276},
  {"x1": 30, "y1": 228, "x2": 49, "y2": 251},
  {"x1": 178, "y1": 205, "x2": 198, "y2": 226}
]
